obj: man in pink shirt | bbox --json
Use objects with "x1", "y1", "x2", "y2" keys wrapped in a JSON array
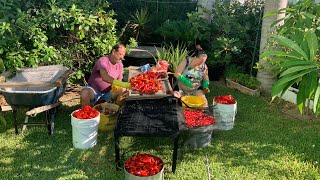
[{"x1": 80, "y1": 44, "x2": 130, "y2": 108}]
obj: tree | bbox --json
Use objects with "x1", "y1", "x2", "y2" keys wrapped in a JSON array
[
  {"x1": 197, "y1": 0, "x2": 214, "y2": 22},
  {"x1": 256, "y1": 0, "x2": 288, "y2": 94}
]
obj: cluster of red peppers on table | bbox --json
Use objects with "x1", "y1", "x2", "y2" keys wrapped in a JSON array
[
  {"x1": 130, "y1": 72, "x2": 164, "y2": 94},
  {"x1": 72, "y1": 105, "x2": 99, "y2": 119},
  {"x1": 184, "y1": 109, "x2": 216, "y2": 128},
  {"x1": 214, "y1": 95, "x2": 236, "y2": 104},
  {"x1": 125, "y1": 153, "x2": 164, "y2": 177}
]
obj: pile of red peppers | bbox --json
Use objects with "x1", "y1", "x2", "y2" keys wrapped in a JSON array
[
  {"x1": 125, "y1": 153, "x2": 163, "y2": 177},
  {"x1": 130, "y1": 72, "x2": 164, "y2": 94},
  {"x1": 214, "y1": 95, "x2": 236, "y2": 104},
  {"x1": 184, "y1": 109, "x2": 216, "y2": 128},
  {"x1": 72, "y1": 106, "x2": 99, "y2": 119}
]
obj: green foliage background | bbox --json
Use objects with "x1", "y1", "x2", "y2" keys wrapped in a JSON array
[{"x1": 0, "y1": 0, "x2": 137, "y2": 82}]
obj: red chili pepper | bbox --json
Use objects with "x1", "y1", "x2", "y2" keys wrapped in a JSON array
[
  {"x1": 184, "y1": 109, "x2": 217, "y2": 128},
  {"x1": 214, "y1": 95, "x2": 236, "y2": 104},
  {"x1": 73, "y1": 106, "x2": 99, "y2": 119},
  {"x1": 125, "y1": 153, "x2": 163, "y2": 177},
  {"x1": 129, "y1": 72, "x2": 164, "y2": 94}
]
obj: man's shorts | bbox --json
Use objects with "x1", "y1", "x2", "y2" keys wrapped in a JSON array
[{"x1": 83, "y1": 85, "x2": 112, "y2": 105}]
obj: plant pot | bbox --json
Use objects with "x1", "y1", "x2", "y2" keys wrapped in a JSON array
[
  {"x1": 280, "y1": 87, "x2": 313, "y2": 109},
  {"x1": 225, "y1": 78, "x2": 260, "y2": 96}
]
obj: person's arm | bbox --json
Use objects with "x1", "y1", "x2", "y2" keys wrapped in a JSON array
[
  {"x1": 174, "y1": 59, "x2": 187, "y2": 78},
  {"x1": 174, "y1": 59, "x2": 192, "y2": 88},
  {"x1": 118, "y1": 63, "x2": 124, "y2": 80},
  {"x1": 202, "y1": 64, "x2": 210, "y2": 93},
  {"x1": 98, "y1": 59, "x2": 130, "y2": 89},
  {"x1": 100, "y1": 68, "x2": 115, "y2": 83},
  {"x1": 203, "y1": 64, "x2": 209, "y2": 81}
]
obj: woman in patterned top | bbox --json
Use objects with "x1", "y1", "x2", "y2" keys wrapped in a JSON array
[{"x1": 174, "y1": 45, "x2": 210, "y2": 107}]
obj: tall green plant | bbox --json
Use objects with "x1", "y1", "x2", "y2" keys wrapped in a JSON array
[
  {"x1": 157, "y1": 12, "x2": 209, "y2": 48},
  {"x1": 128, "y1": 8, "x2": 151, "y2": 42},
  {"x1": 262, "y1": 0, "x2": 320, "y2": 114},
  {"x1": 262, "y1": 31, "x2": 319, "y2": 114},
  {"x1": 209, "y1": 0, "x2": 264, "y2": 75},
  {"x1": 154, "y1": 43, "x2": 188, "y2": 72}
]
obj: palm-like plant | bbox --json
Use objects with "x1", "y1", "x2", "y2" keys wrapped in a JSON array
[
  {"x1": 129, "y1": 8, "x2": 151, "y2": 41},
  {"x1": 154, "y1": 43, "x2": 188, "y2": 72},
  {"x1": 262, "y1": 30, "x2": 319, "y2": 114},
  {"x1": 260, "y1": 0, "x2": 320, "y2": 114}
]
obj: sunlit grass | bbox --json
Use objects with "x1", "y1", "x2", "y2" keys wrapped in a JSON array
[{"x1": 1, "y1": 83, "x2": 320, "y2": 179}]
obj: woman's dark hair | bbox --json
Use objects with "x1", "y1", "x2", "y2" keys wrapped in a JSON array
[{"x1": 194, "y1": 45, "x2": 206, "y2": 57}]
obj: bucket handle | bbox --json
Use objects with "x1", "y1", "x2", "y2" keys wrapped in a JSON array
[{"x1": 116, "y1": 160, "x2": 124, "y2": 171}]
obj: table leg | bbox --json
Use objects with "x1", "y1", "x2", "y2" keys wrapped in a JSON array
[
  {"x1": 13, "y1": 109, "x2": 18, "y2": 134},
  {"x1": 114, "y1": 132, "x2": 121, "y2": 171},
  {"x1": 172, "y1": 134, "x2": 179, "y2": 173}
]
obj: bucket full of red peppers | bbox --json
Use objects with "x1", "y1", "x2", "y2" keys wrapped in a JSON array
[
  {"x1": 71, "y1": 106, "x2": 100, "y2": 149},
  {"x1": 212, "y1": 95, "x2": 237, "y2": 131},
  {"x1": 183, "y1": 108, "x2": 217, "y2": 148},
  {"x1": 124, "y1": 153, "x2": 164, "y2": 180}
]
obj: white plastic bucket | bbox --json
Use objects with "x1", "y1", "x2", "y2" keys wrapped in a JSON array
[
  {"x1": 71, "y1": 110, "x2": 100, "y2": 149},
  {"x1": 124, "y1": 163, "x2": 164, "y2": 180},
  {"x1": 212, "y1": 101, "x2": 237, "y2": 130}
]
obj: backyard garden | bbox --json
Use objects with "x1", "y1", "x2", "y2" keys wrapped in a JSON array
[
  {"x1": 1, "y1": 83, "x2": 320, "y2": 179},
  {"x1": 1, "y1": 0, "x2": 320, "y2": 179}
]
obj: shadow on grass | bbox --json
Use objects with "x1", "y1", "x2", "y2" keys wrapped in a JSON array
[
  {"x1": 0, "y1": 104, "x2": 123, "y2": 179},
  {"x1": 1, "y1": 84, "x2": 320, "y2": 179},
  {"x1": 176, "y1": 84, "x2": 320, "y2": 178}
]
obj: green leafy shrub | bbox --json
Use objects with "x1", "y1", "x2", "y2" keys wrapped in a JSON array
[
  {"x1": 207, "y1": 0, "x2": 263, "y2": 75},
  {"x1": 0, "y1": 1, "x2": 136, "y2": 82},
  {"x1": 227, "y1": 73, "x2": 260, "y2": 90},
  {"x1": 157, "y1": 12, "x2": 210, "y2": 48}
]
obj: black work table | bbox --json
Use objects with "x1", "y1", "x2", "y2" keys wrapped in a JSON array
[{"x1": 114, "y1": 97, "x2": 180, "y2": 173}]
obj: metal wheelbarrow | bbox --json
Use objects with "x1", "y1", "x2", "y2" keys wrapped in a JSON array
[{"x1": 0, "y1": 65, "x2": 71, "y2": 135}]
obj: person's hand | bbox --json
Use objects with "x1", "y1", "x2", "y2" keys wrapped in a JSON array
[
  {"x1": 178, "y1": 75, "x2": 192, "y2": 88},
  {"x1": 113, "y1": 80, "x2": 131, "y2": 89},
  {"x1": 202, "y1": 80, "x2": 209, "y2": 89},
  {"x1": 202, "y1": 80, "x2": 210, "y2": 93},
  {"x1": 203, "y1": 88, "x2": 210, "y2": 93}
]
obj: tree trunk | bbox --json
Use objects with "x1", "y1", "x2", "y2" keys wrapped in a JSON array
[{"x1": 256, "y1": 0, "x2": 288, "y2": 94}]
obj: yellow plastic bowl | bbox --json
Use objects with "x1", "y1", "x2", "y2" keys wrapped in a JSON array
[
  {"x1": 93, "y1": 103, "x2": 120, "y2": 132},
  {"x1": 181, "y1": 96, "x2": 205, "y2": 108}
]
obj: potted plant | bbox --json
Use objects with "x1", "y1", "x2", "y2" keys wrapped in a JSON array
[
  {"x1": 224, "y1": 65, "x2": 260, "y2": 96},
  {"x1": 225, "y1": 72, "x2": 261, "y2": 96}
]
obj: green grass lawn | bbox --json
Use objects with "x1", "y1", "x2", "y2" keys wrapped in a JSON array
[{"x1": 1, "y1": 83, "x2": 320, "y2": 179}]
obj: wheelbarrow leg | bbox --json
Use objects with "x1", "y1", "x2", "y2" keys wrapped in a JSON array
[
  {"x1": 13, "y1": 109, "x2": 19, "y2": 134},
  {"x1": 46, "y1": 108, "x2": 56, "y2": 135}
]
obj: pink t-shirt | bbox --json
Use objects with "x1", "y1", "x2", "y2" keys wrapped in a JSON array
[{"x1": 88, "y1": 56, "x2": 123, "y2": 93}]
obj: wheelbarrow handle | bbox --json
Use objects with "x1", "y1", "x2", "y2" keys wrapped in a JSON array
[
  {"x1": 55, "y1": 70, "x2": 72, "y2": 87},
  {"x1": 25, "y1": 97, "x2": 80, "y2": 116},
  {"x1": 26, "y1": 101, "x2": 62, "y2": 116}
]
